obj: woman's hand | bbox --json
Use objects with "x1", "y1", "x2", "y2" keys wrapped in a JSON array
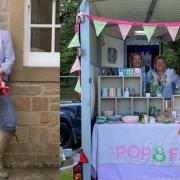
[{"x1": 0, "y1": 68, "x2": 4, "y2": 75}]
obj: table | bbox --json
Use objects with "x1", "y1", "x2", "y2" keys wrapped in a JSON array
[{"x1": 92, "y1": 123, "x2": 180, "y2": 180}]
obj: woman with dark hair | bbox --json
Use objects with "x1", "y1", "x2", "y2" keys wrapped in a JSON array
[{"x1": 147, "y1": 55, "x2": 180, "y2": 99}]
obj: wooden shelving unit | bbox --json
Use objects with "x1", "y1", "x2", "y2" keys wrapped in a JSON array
[{"x1": 98, "y1": 76, "x2": 164, "y2": 116}]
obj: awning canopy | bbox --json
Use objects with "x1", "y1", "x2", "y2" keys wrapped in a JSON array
[{"x1": 89, "y1": 0, "x2": 180, "y2": 40}]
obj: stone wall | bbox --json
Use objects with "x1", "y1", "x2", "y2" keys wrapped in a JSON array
[{"x1": 4, "y1": 82, "x2": 60, "y2": 168}]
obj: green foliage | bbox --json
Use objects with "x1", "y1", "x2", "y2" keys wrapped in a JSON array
[
  {"x1": 163, "y1": 40, "x2": 180, "y2": 74},
  {"x1": 60, "y1": 0, "x2": 78, "y2": 75}
]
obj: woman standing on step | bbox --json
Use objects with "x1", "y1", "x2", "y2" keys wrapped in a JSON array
[{"x1": 0, "y1": 30, "x2": 16, "y2": 179}]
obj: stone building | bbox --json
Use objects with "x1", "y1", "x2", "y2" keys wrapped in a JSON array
[{"x1": 0, "y1": 0, "x2": 60, "y2": 168}]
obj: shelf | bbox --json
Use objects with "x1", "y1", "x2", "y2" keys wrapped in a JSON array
[
  {"x1": 98, "y1": 76, "x2": 164, "y2": 116},
  {"x1": 99, "y1": 76, "x2": 123, "y2": 78},
  {"x1": 100, "y1": 77, "x2": 123, "y2": 89},
  {"x1": 100, "y1": 98, "x2": 116, "y2": 115},
  {"x1": 133, "y1": 98, "x2": 148, "y2": 114},
  {"x1": 99, "y1": 76, "x2": 140, "y2": 78},
  {"x1": 149, "y1": 98, "x2": 164, "y2": 112},
  {"x1": 117, "y1": 98, "x2": 132, "y2": 115},
  {"x1": 124, "y1": 77, "x2": 141, "y2": 97},
  {"x1": 173, "y1": 95, "x2": 180, "y2": 111}
]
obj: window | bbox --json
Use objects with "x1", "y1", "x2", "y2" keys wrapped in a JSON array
[{"x1": 24, "y1": 0, "x2": 60, "y2": 67}]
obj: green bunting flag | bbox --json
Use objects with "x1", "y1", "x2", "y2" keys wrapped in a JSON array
[
  {"x1": 75, "y1": 79, "x2": 81, "y2": 94},
  {"x1": 68, "y1": 33, "x2": 80, "y2": 48},
  {"x1": 93, "y1": 20, "x2": 107, "y2": 36},
  {"x1": 143, "y1": 26, "x2": 156, "y2": 42}
]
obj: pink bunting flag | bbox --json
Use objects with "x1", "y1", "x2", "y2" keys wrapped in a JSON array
[
  {"x1": 118, "y1": 24, "x2": 132, "y2": 40},
  {"x1": 70, "y1": 56, "x2": 81, "y2": 73},
  {"x1": 166, "y1": 26, "x2": 179, "y2": 42}
]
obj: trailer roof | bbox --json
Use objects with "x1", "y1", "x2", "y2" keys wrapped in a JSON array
[{"x1": 88, "y1": 0, "x2": 180, "y2": 40}]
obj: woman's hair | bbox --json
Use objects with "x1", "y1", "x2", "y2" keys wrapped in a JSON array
[
  {"x1": 130, "y1": 52, "x2": 142, "y2": 68},
  {"x1": 154, "y1": 55, "x2": 166, "y2": 72}
]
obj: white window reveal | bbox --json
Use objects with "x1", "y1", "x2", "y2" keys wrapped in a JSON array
[{"x1": 24, "y1": 0, "x2": 60, "y2": 67}]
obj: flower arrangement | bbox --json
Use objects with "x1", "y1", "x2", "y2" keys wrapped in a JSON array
[{"x1": 0, "y1": 76, "x2": 10, "y2": 95}]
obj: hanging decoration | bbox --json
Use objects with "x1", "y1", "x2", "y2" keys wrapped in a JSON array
[
  {"x1": 143, "y1": 26, "x2": 156, "y2": 42},
  {"x1": 93, "y1": 20, "x2": 107, "y2": 36},
  {"x1": 118, "y1": 24, "x2": 132, "y2": 40},
  {"x1": 68, "y1": 12, "x2": 180, "y2": 49},
  {"x1": 67, "y1": 12, "x2": 180, "y2": 95},
  {"x1": 70, "y1": 55, "x2": 81, "y2": 73},
  {"x1": 68, "y1": 33, "x2": 80, "y2": 48},
  {"x1": 166, "y1": 26, "x2": 179, "y2": 42},
  {"x1": 75, "y1": 79, "x2": 81, "y2": 94}
]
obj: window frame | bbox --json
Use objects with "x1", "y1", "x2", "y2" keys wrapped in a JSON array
[{"x1": 24, "y1": 0, "x2": 60, "y2": 67}]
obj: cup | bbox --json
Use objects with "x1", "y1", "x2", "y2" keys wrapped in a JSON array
[
  {"x1": 109, "y1": 88, "x2": 116, "y2": 97},
  {"x1": 102, "y1": 88, "x2": 109, "y2": 97},
  {"x1": 116, "y1": 88, "x2": 122, "y2": 97}
]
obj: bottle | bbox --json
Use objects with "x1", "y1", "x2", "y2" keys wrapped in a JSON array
[{"x1": 124, "y1": 88, "x2": 129, "y2": 97}]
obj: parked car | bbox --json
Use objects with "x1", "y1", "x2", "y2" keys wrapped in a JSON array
[{"x1": 60, "y1": 101, "x2": 81, "y2": 148}]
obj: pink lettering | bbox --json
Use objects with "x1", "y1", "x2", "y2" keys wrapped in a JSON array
[
  {"x1": 141, "y1": 147, "x2": 152, "y2": 160},
  {"x1": 127, "y1": 145, "x2": 140, "y2": 159},
  {"x1": 116, "y1": 146, "x2": 126, "y2": 160},
  {"x1": 169, "y1": 148, "x2": 178, "y2": 161}
]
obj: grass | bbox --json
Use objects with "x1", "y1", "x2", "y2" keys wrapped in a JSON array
[{"x1": 60, "y1": 168, "x2": 73, "y2": 180}]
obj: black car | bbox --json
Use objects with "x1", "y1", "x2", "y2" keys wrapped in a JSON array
[{"x1": 60, "y1": 101, "x2": 81, "y2": 148}]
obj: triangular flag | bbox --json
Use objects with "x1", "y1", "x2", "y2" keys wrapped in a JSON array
[
  {"x1": 68, "y1": 33, "x2": 80, "y2": 48},
  {"x1": 93, "y1": 20, "x2": 107, "y2": 36},
  {"x1": 166, "y1": 26, "x2": 179, "y2": 42},
  {"x1": 75, "y1": 79, "x2": 81, "y2": 94},
  {"x1": 118, "y1": 24, "x2": 132, "y2": 40},
  {"x1": 143, "y1": 26, "x2": 156, "y2": 42},
  {"x1": 70, "y1": 56, "x2": 81, "y2": 73}
]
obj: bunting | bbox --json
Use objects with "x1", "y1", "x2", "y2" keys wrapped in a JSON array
[
  {"x1": 118, "y1": 24, "x2": 132, "y2": 40},
  {"x1": 70, "y1": 56, "x2": 81, "y2": 73},
  {"x1": 75, "y1": 79, "x2": 81, "y2": 94},
  {"x1": 143, "y1": 26, "x2": 156, "y2": 42},
  {"x1": 68, "y1": 13, "x2": 180, "y2": 48},
  {"x1": 93, "y1": 20, "x2": 107, "y2": 36},
  {"x1": 68, "y1": 33, "x2": 80, "y2": 48},
  {"x1": 166, "y1": 26, "x2": 179, "y2": 42}
]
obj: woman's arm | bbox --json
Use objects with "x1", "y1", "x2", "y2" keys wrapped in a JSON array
[
  {"x1": 0, "y1": 31, "x2": 15, "y2": 76},
  {"x1": 169, "y1": 69, "x2": 180, "y2": 86}
]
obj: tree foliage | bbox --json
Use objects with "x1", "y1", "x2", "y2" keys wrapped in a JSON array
[
  {"x1": 163, "y1": 40, "x2": 180, "y2": 74},
  {"x1": 60, "y1": 0, "x2": 78, "y2": 75}
]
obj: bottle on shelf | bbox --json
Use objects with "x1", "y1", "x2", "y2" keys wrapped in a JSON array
[{"x1": 124, "y1": 88, "x2": 129, "y2": 97}]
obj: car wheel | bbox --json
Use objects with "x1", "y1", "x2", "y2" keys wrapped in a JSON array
[{"x1": 60, "y1": 122, "x2": 73, "y2": 148}]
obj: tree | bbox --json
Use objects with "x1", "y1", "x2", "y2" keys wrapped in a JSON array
[
  {"x1": 163, "y1": 39, "x2": 180, "y2": 74},
  {"x1": 60, "y1": 0, "x2": 79, "y2": 75}
]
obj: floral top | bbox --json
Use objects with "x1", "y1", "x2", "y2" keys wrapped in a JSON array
[{"x1": 146, "y1": 68, "x2": 180, "y2": 99}]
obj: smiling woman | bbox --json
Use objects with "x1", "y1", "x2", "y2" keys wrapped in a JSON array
[{"x1": 147, "y1": 55, "x2": 180, "y2": 99}]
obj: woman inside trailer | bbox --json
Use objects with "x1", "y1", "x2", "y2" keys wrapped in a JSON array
[
  {"x1": 147, "y1": 55, "x2": 180, "y2": 99},
  {"x1": 130, "y1": 52, "x2": 150, "y2": 72}
]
